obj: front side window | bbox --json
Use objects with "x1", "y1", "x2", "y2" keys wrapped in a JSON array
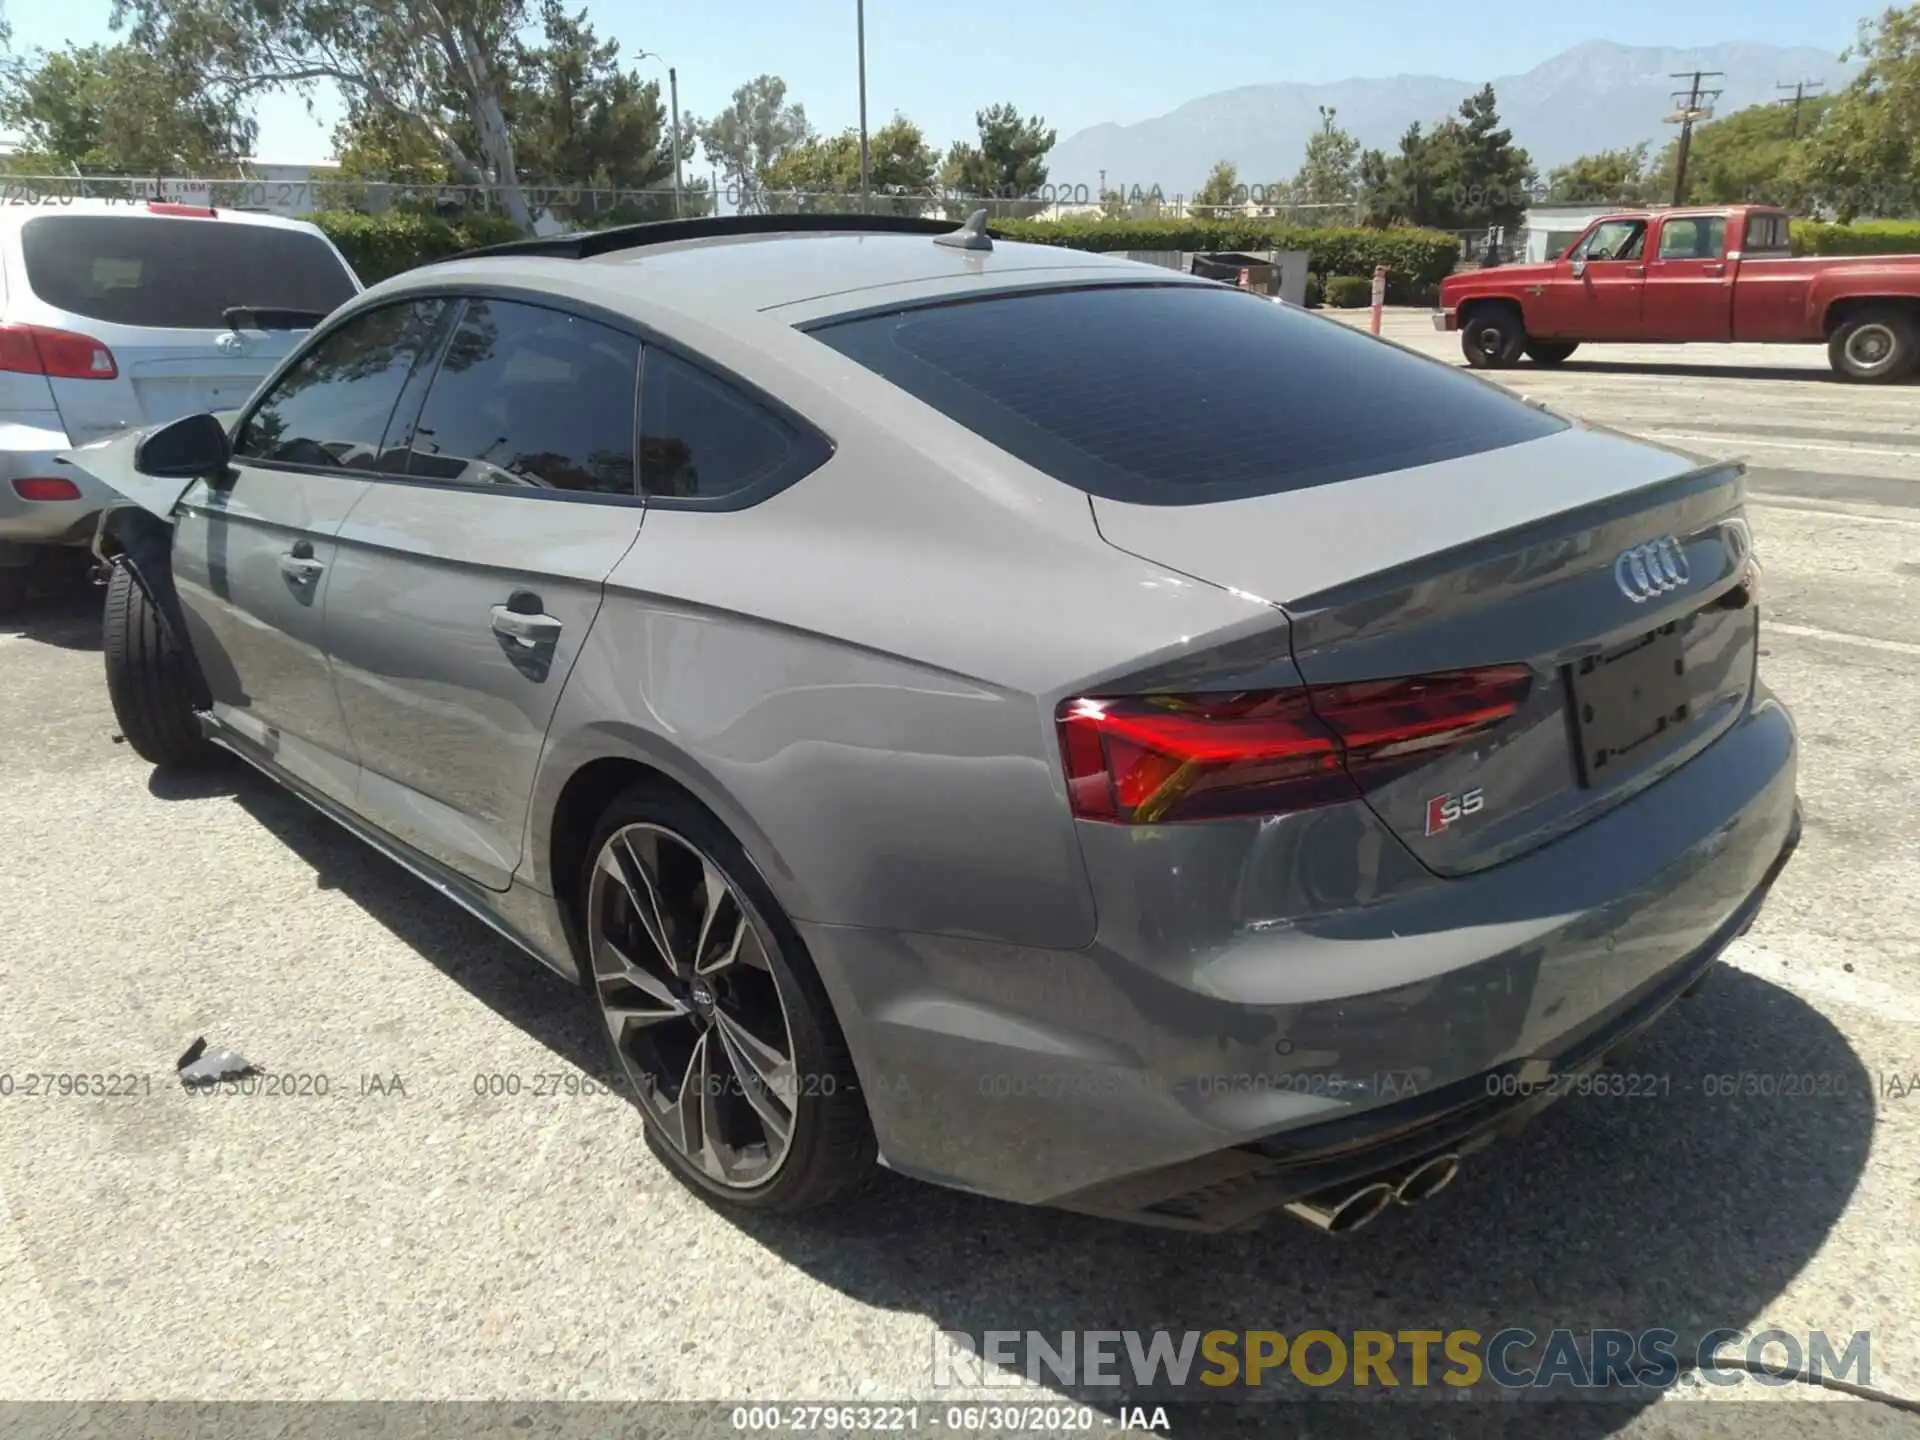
[
  {"x1": 233, "y1": 299, "x2": 449, "y2": 470},
  {"x1": 1573, "y1": 221, "x2": 1647, "y2": 263},
  {"x1": 1658, "y1": 216, "x2": 1727, "y2": 260},
  {"x1": 402, "y1": 299, "x2": 640, "y2": 494},
  {"x1": 809, "y1": 283, "x2": 1568, "y2": 506},
  {"x1": 20, "y1": 215, "x2": 357, "y2": 329}
]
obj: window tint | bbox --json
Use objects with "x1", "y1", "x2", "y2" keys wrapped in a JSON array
[
  {"x1": 810, "y1": 284, "x2": 1568, "y2": 506},
  {"x1": 1658, "y1": 216, "x2": 1727, "y2": 260},
  {"x1": 20, "y1": 215, "x2": 357, "y2": 330},
  {"x1": 234, "y1": 300, "x2": 450, "y2": 470},
  {"x1": 638, "y1": 349, "x2": 816, "y2": 502},
  {"x1": 1575, "y1": 220, "x2": 1646, "y2": 262},
  {"x1": 403, "y1": 300, "x2": 639, "y2": 494}
]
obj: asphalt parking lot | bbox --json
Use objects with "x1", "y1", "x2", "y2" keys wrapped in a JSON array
[{"x1": 2, "y1": 312, "x2": 1917, "y2": 1437}]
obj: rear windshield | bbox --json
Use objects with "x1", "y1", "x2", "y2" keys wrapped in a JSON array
[
  {"x1": 809, "y1": 283, "x2": 1568, "y2": 505},
  {"x1": 19, "y1": 215, "x2": 358, "y2": 330}
]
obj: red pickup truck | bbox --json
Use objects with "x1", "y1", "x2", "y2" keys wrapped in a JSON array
[{"x1": 1435, "y1": 204, "x2": 1920, "y2": 382}]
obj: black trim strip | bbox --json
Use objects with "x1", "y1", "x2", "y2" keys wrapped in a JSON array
[{"x1": 452, "y1": 212, "x2": 1007, "y2": 262}]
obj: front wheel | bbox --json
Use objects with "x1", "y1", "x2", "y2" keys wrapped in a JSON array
[
  {"x1": 1829, "y1": 309, "x2": 1918, "y2": 383},
  {"x1": 102, "y1": 561, "x2": 216, "y2": 768},
  {"x1": 580, "y1": 785, "x2": 876, "y2": 1212},
  {"x1": 1525, "y1": 340, "x2": 1579, "y2": 365},
  {"x1": 1461, "y1": 308, "x2": 1526, "y2": 368}
]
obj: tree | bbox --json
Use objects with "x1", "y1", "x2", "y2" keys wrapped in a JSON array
[
  {"x1": 506, "y1": 3, "x2": 697, "y2": 219},
  {"x1": 1192, "y1": 159, "x2": 1240, "y2": 213},
  {"x1": 1292, "y1": 106, "x2": 1361, "y2": 210},
  {"x1": 696, "y1": 74, "x2": 811, "y2": 212},
  {"x1": 941, "y1": 102, "x2": 1055, "y2": 204},
  {"x1": 1357, "y1": 148, "x2": 1396, "y2": 225},
  {"x1": 1432, "y1": 83, "x2": 1534, "y2": 230},
  {"x1": 760, "y1": 114, "x2": 936, "y2": 213},
  {"x1": 0, "y1": 41, "x2": 255, "y2": 173},
  {"x1": 1793, "y1": 7, "x2": 1920, "y2": 220},
  {"x1": 111, "y1": 0, "x2": 539, "y2": 230},
  {"x1": 1546, "y1": 143, "x2": 1652, "y2": 206},
  {"x1": 1640, "y1": 98, "x2": 1831, "y2": 209}
]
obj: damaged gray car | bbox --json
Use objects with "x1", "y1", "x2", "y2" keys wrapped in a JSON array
[{"x1": 64, "y1": 213, "x2": 1802, "y2": 1235}]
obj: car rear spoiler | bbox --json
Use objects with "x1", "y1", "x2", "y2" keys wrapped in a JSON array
[{"x1": 222, "y1": 306, "x2": 328, "y2": 332}]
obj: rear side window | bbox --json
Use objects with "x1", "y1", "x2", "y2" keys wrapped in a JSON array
[
  {"x1": 403, "y1": 299, "x2": 640, "y2": 495},
  {"x1": 1744, "y1": 212, "x2": 1792, "y2": 254},
  {"x1": 18, "y1": 215, "x2": 357, "y2": 330},
  {"x1": 234, "y1": 299, "x2": 450, "y2": 470},
  {"x1": 809, "y1": 284, "x2": 1567, "y2": 505},
  {"x1": 639, "y1": 349, "x2": 818, "y2": 502}
]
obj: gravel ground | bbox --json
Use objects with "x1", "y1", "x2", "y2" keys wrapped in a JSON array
[{"x1": 1, "y1": 314, "x2": 1916, "y2": 1439}]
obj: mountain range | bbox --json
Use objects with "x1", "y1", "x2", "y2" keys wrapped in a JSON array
[{"x1": 1047, "y1": 41, "x2": 1857, "y2": 197}]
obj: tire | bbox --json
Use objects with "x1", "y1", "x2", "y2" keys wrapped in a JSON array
[
  {"x1": 580, "y1": 783, "x2": 876, "y2": 1212},
  {"x1": 1461, "y1": 307, "x2": 1527, "y2": 368},
  {"x1": 1828, "y1": 308, "x2": 1918, "y2": 383},
  {"x1": 102, "y1": 561, "x2": 216, "y2": 768},
  {"x1": 1525, "y1": 340, "x2": 1579, "y2": 365}
]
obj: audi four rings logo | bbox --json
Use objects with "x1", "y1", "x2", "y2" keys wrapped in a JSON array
[{"x1": 1614, "y1": 536, "x2": 1691, "y2": 603}]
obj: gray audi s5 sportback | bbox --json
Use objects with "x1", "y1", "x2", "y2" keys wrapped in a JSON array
[{"x1": 63, "y1": 213, "x2": 1800, "y2": 1236}]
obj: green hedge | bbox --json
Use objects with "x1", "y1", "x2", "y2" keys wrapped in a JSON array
[
  {"x1": 303, "y1": 207, "x2": 1463, "y2": 291},
  {"x1": 309, "y1": 210, "x2": 525, "y2": 284},
  {"x1": 991, "y1": 217, "x2": 1461, "y2": 287},
  {"x1": 1323, "y1": 275, "x2": 1373, "y2": 308},
  {"x1": 1791, "y1": 220, "x2": 1920, "y2": 257}
]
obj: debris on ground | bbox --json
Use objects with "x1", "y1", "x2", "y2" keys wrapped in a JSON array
[{"x1": 176, "y1": 1035, "x2": 256, "y2": 1087}]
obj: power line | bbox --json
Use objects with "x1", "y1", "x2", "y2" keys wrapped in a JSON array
[
  {"x1": 1665, "y1": 70, "x2": 1725, "y2": 206},
  {"x1": 1775, "y1": 78, "x2": 1826, "y2": 140}
]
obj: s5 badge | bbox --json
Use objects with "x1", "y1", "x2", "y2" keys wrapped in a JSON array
[{"x1": 1425, "y1": 788, "x2": 1485, "y2": 836}]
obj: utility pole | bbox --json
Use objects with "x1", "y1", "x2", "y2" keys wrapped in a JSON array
[
  {"x1": 668, "y1": 67, "x2": 684, "y2": 217},
  {"x1": 1666, "y1": 69, "x2": 1724, "y2": 207},
  {"x1": 635, "y1": 51, "x2": 683, "y2": 218},
  {"x1": 1775, "y1": 78, "x2": 1825, "y2": 140},
  {"x1": 856, "y1": 0, "x2": 870, "y2": 213}
]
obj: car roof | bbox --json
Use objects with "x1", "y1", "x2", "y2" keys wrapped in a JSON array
[{"x1": 380, "y1": 230, "x2": 1198, "y2": 325}]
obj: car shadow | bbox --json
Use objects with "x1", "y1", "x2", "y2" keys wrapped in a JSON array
[
  {"x1": 147, "y1": 761, "x2": 1876, "y2": 1438},
  {"x1": 0, "y1": 572, "x2": 103, "y2": 651},
  {"x1": 148, "y1": 759, "x2": 615, "y2": 1087},
  {"x1": 724, "y1": 965, "x2": 1874, "y2": 1433},
  {"x1": 1540, "y1": 359, "x2": 1840, "y2": 383}
]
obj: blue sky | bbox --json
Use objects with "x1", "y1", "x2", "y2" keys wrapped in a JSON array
[{"x1": 7, "y1": 0, "x2": 1862, "y2": 166}]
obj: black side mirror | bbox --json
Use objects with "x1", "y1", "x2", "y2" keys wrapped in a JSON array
[{"x1": 134, "y1": 413, "x2": 232, "y2": 480}]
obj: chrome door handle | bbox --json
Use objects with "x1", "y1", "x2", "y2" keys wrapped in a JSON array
[
  {"x1": 1703, "y1": 263, "x2": 1726, "y2": 276},
  {"x1": 491, "y1": 605, "x2": 563, "y2": 645},
  {"x1": 279, "y1": 554, "x2": 325, "y2": 585}
]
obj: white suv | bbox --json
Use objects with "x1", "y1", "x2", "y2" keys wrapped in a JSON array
[{"x1": 0, "y1": 200, "x2": 361, "y2": 607}]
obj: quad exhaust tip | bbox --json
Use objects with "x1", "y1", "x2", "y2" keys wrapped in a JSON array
[{"x1": 1283, "y1": 1152, "x2": 1463, "y2": 1234}]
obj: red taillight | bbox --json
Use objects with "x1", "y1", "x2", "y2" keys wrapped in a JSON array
[
  {"x1": 0, "y1": 324, "x2": 118, "y2": 380},
  {"x1": 11, "y1": 476, "x2": 82, "y2": 502},
  {"x1": 1057, "y1": 665, "x2": 1533, "y2": 824},
  {"x1": 148, "y1": 201, "x2": 217, "y2": 217}
]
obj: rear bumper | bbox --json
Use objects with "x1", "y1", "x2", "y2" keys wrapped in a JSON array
[
  {"x1": 800, "y1": 692, "x2": 1800, "y2": 1223},
  {"x1": 0, "y1": 417, "x2": 112, "y2": 553},
  {"x1": 1432, "y1": 309, "x2": 1459, "y2": 332}
]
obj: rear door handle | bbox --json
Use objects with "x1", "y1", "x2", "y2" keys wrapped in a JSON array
[
  {"x1": 279, "y1": 553, "x2": 325, "y2": 585},
  {"x1": 491, "y1": 604, "x2": 563, "y2": 645}
]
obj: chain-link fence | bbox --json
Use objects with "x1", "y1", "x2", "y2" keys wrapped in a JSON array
[{"x1": 0, "y1": 171, "x2": 1374, "y2": 228}]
